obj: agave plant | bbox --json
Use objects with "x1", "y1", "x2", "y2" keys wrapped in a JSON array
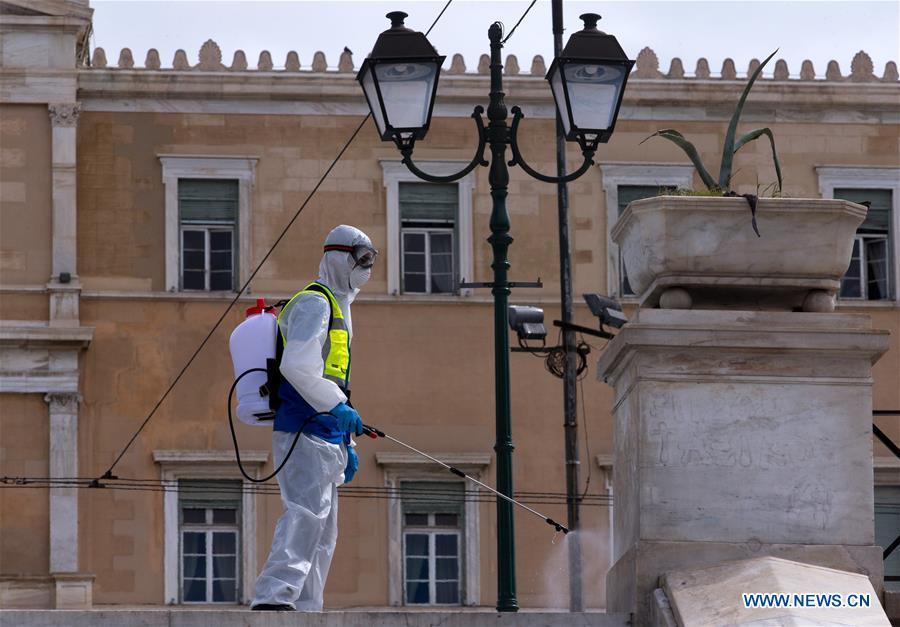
[{"x1": 642, "y1": 49, "x2": 784, "y2": 195}]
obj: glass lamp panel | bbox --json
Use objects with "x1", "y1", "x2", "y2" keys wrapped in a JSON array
[
  {"x1": 563, "y1": 62, "x2": 625, "y2": 132},
  {"x1": 375, "y1": 61, "x2": 438, "y2": 130},
  {"x1": 361, "y1": 66, "x2": 387, "y2": 137},
  {"x1": 548, "y1": 66, "x2": 571, "y2": 136}
]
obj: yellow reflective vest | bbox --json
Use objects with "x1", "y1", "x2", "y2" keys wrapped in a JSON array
[{"x1": 277, "y1": 281, "x2": 350, "y2": 391}]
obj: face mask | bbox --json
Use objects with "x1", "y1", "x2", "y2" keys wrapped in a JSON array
[{"x1": 349, "y1": 265, "x2": 371, "y2": 290}]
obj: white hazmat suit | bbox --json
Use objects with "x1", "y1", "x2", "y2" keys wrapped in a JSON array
[{"x1": 251, "y1": 225, "x2": 373, "y2": 611}]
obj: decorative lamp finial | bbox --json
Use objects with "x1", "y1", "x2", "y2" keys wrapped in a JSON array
[
  {"x1": 580, "y1": 13, "x2": 601, "y2": 31},
  {"x1": 387, "y1": 11, "x2": 408, "y2": 28}
]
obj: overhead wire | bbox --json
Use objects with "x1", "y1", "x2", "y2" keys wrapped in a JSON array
[
  {"x1": 0, "y1": 477, "x2": 611, "y2": 506},
  {"x1": 98, "y1": 0, "x2": 456, "y2": 480},
  {"x1": 425, "y1": 0, "x2": 453, "y2": 36},
  {"x1": 501, "y1": 0, "x2": 539, "y2": 44}
]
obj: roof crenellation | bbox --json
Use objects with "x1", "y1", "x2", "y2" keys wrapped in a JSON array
[{"x1": 84, "y1": 43, "x2": 899, "y2": 82}]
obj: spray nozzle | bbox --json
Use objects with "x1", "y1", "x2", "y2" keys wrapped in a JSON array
[
  {"x1": 545, "y1": 518, "x2": 569, "y2": 534},
  {"x1": 362, "y1": 424, "x2": 385, "y2": 439}
]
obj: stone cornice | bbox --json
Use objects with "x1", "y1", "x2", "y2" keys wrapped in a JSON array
[
  {"x1": 1, "y1": 0, "x2": 93, "y2": 21},
  {"x1": 375, "y1": 452, "x2": 492, "y2": 469},
  {"x1": 0, "y1": 15, "x2": 90, "y2": 30},
  {"x1": 596, "y1": 310, "x2": 890, "y2": 386},
  {"x1": 153, "y1": 449, "x2": 269, "y2": 465},
  {"x1": 0, "y1": 325, "x2": 93, "y2": 348},
  {"x1": 76, "y1": 70, "x2": 900, "y2": 121}
]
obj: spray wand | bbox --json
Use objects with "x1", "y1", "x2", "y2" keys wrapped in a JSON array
[{"x1": 361, "y1": 424, "x2": 568, "y2": 534}]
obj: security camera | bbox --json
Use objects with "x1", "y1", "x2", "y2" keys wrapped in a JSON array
[
  {"x1": 508, "y1": 305, "x2": 547, "y2": 341},
  {"x1": 583, "y1": 294, "x2": 628, "y2": 329}
]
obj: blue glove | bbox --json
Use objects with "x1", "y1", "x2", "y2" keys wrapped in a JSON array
[
  {"x1": 344, "y1": 446, "x2": 359, "y2": 483},
  {"x1": 329, "y1": 402, "x2": 363, "y2": 436}
]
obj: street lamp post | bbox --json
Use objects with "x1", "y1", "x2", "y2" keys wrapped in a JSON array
[{"x1": 358, "y1": 12, "x2": 633, "y2": 612}]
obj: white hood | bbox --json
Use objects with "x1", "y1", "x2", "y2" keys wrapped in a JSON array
[{"x1": 317, "y1": 224, "x2": 374, "y2": 307}]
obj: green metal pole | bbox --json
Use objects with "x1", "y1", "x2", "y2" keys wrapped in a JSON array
[{"x1": 485, "y1": 21, "x2": 518, "y2": 613}]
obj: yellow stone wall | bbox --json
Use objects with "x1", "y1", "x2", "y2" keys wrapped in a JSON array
[
  {"x1": 0, "y1": 394, "x2": 50, "y2": 575},
  {"x1": 0, "y1": 105, "x2": 53, "y2": 289}
]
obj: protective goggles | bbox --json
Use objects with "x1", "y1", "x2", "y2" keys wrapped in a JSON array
[{"x1": 323, "y1": 244, "x2": 379, "y2": 269}]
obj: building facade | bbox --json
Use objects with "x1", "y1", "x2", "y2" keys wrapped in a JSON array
[{"x1": 1, "y1": 0, "x2": 898, "y2": 611}]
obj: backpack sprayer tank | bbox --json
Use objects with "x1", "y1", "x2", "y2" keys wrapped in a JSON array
[{"x1": 229, "y1": 298, "x2": 279, "y2": 426}]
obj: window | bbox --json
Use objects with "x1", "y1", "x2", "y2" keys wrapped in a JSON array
[
  {"x1": 835, "y1": 188, "x2": 893, "y2": 300},
  {"x1": 399, "y1": 183, "x2": 458, "y2": 294},
  {"x1": 154, "y1": 449, "x2": 267, "y2": 605},
  {"x1": 179, "y1": 479, "x2": 241, "y2": 603},
  {"x1": 401, "y1": 481, "x2": 464, "y2": 605},
  {"x1": 377, "y1": 452, "x2": 489, "y2": 607},
  {"x1": 178, "y1": 180, "x2": 238, "y2": 291},
  {"x1": 875, "y1": 486, "x2": 900, "y2": 590},
  {"x1": 600, "y1": 164, "x2": 694, "y2": 298},
  {"x1": 159, "y1": 156, "x2": 257, "y2": 294},
  {"x1": 816, "y1": 167, "x2": 900, "y2": 304},
  {"x1": 381, "y1": 161, "x2": 474, "y2": 297}
]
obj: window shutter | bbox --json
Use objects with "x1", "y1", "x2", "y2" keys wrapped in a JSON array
[
  {"x1": 835, "y1": 188, "x2": 892, "y2": 233},
  {"x1": 179, "y1": 179, "x2": 239, "y2": 223},
  {"x1": 178, "y1": 479, "x2": 242, "y2": 509},
  {"x1": 400, "y1": 183, "x2": 458, "y2": 223},
  {"x1": 401, "y1": 481, "x2": 465, "y2": 516},
  {"x1": 618, "y1": 185, "x2": 669, "y2": 215}
]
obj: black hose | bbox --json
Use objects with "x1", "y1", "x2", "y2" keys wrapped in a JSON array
[{"x1": 228, "y1": 368, "x2": 335, "y2": 483}]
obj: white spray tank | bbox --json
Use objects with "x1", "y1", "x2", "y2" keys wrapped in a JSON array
[{"x1": 229, "y1": 298, "x2": 279, "y2": 426}]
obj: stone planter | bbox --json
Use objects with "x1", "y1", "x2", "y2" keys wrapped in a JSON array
[{"x1": 611, "y1": 196, "x2": 867, "y2": 311}]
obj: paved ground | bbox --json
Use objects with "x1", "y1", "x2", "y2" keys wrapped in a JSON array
[{"x1": 0, "y1": 608, "x2": 632, "y2": 627}]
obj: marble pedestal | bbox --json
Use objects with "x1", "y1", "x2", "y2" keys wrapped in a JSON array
[{"x1": 596, "y1": 309, "x2": 889, "y2": 622}]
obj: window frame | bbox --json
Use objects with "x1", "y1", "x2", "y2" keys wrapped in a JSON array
[
  {"x1": 841, "y1": 234, "x2": 891, "y2": 300},
  {"x1": 402, "y1": 523, "x2": 463, "y2": 606},
  {"x1": 816, "y1": 166, "x2": 900, "y2": 306},
  {"x1": 599, "y1": 164, "x2": 695, "y2": 300},
  {"x1": 180, "y1": 224, "x2": 237, "y2": 292},
  {"x1": 159, "y1": 156, "x2": 258, "y2": 294},
  {"x1": 153, "y1": 449, "x2": 269, "y2": 605},
  {"x1": 180, "y1": 506, "x2": 241, "y2": 604},
  {"x1": 400, "y1": 227, "x2": 456, "y2": 295},
  {"x1": 381, "y1": 161, "x2": 474, "y2": 298}
]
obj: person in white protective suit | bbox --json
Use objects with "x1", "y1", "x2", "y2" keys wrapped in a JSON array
[{"x1": 251, "y1": 225, "x2": 377, "y2": 612}]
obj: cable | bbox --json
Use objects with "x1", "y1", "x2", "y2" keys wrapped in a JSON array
[
  {"x1": 518, "y1": 335, "x2": 549, "y2": 357},
  {"x1": 227, "y1": 368, "x2": 335, "y2": 483},
  {"x1": 501, "y1": 0, "x2": 538, "y2": 44},
  {"x1": 0, "y1": 477, "x2": 610, "y2": 502},
  {"x1": 425, "y1": 0, "x2": 453, "y2": 36},
  {"x1": 0, "y1": 479, "x2": 611, "y2": 506},
  {"x1": 545, "y1": 341, "x2": 589, "y2": 379}
]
